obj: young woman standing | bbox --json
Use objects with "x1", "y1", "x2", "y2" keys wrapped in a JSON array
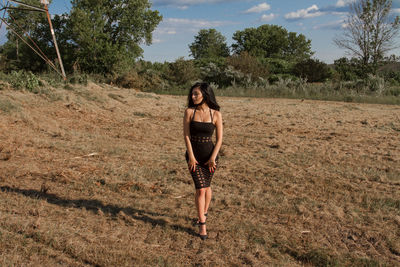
[{"x1": 183, "y1": 82, "x2": 223, "y2": 240}]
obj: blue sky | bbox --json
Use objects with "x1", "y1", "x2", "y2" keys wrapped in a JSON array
[{"x1": 1, "y1": 0, "x2": 400, "y2": 63}]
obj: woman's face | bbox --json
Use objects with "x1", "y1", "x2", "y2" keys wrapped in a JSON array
[{"x1": 192, "y1": 87, "x2": 203, "y2": 105}]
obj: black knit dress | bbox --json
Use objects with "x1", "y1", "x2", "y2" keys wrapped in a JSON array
[{"x1": 186, "y1": 109, "x2": 218, "y2": 189}]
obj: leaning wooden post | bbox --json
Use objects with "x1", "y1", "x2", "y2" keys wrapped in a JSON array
[{"x1": 41, "y1": 0, "x2": 66, "y2": 80}]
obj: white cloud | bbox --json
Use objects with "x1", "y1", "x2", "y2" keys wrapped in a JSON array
[
  {"x1": 260, "y1": 13, "x2": 277, "y2": 22},
  {"x1": 285, "y1": 5, "x2": 325, "y2": 20},
  {"x1": 153, "y1": 0, "x2": 239, "y2": 6},
  {"x1": 152, "y1": 17, "x2": 233, "y2": 42},
  {"x1": 313, "y1": 20, "x2": 346, "y2": 30},
  {"x1": 244, "y1": 3, "x2": 271, "y2": 14},
  {"x1": 392, "y1": 8, "x2": 400, "y2": 14},
  {"x1": 335, "y1": 0, "x2": 356, "y2": 8},
  {"x1": 165, "y1": 18, "x2": 229, "y2": 28},
  {"x1": 177, "y1": 5, "x2": 189, "y2": 10},
  {"x1": 152, "y1": 38, "x2": 163, "y2": 44}
]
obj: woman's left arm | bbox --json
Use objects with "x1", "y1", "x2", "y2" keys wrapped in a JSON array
[{"x1": 207, "y1": 111, "x2": 223, "y2": 171}]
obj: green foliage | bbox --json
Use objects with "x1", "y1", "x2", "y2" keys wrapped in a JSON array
[
  {"x1": 365, "y1": 74, "x2": 385, "y2": 92},
  {"x1": 378, "y1": 61, "x2": 400, "y2": 85},
  {"x1": 0, "y1": 0, "x2": 162, "y2": 75},
  {"x1": 69, "y1": 0, "x2": 162, "y2": 74},
  {"x1": 293, "y1": 58, "x2": 332, "y2": 82},
  {"x1": 194, "y1": 57, "x2": 228, "y2": 87},
  {"x1": 199, "y1": 62, "x2": 229, "y2": 87},
  {"x1": 259, "y1": 58, "x2": 294, "y2": 74},
  {"x1": 334, "y1": 57, "x2": 364, "y2": 80},
  {"x1": 0, "y1": 1, "x2": 72, "y2": 72},
  {"x1": 114, "y1": 61, "x2": 169, "y2": 92},
  {"x1": 9, "y1": 70, "x2": 40, "y2": 92},
  {"x1": 167, "y1": 57, "x2": 199, "y2": 87},
  {"x1": 226, "y1": 52, "x2": 269, "y2": 81},
  {"x1": 232, "y1": 24, "x2": 313, "y2": 61},
  {"x1": 115, "y1": 71, "x2": 142, "y2": 89},
  {"x1": 267, "y1": 74, "x2": 298, "y2": 84},
  {"x1": 68, "y1": 73, "x2": 88, "y2": 86},
  {"x1": 189, "y1": 29, "x2": 230, "y2": 60}
]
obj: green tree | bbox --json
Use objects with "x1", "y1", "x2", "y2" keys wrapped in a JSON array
[
  {"x1": 334, "y1": 0, "x2": 400, "y2": 74},
  {"x1": 189, "y1": 29, "x2": 230, "y2": 60},
  {"x1": 69, "y1": 0, "x2": 162, "y2": 74},
  {"x1": 1, "y1": 0, "x2": 56, "y2": 72},
  {"x1": 1, "y1": 0, "x2": 162, "y2": 75},
  {"x1": 231, "y1": 24, "x2": 313, "y2": 61}
]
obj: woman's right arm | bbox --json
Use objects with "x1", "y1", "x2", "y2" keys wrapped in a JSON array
[{"x1": 183, "y1": 108, "x2": 198, "y2": 171}]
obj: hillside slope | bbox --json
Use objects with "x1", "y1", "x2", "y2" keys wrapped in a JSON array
[{"x1": 0, "y1": 83, "x2": 399, "y2": 266}]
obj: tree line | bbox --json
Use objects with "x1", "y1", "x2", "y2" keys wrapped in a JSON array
[{"x1": 0, "y1": 0, "x2": 399, "y2": 89}]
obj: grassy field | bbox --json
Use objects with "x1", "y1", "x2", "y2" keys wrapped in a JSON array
[{"x1": 0, "y1": 82, "x2": 399, "y2": 266}]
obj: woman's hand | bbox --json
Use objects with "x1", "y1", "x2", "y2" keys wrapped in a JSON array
[
  {"x1": 188, "y1": 157, "x2": 199, "y2": 172},
  {"x1": 205, "y1": 158, "x2": 217, "y2": 173}
]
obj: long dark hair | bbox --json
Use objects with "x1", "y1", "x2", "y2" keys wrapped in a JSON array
[{"x1": 187, "y1": 82, "x2": 220, "y2": 111}]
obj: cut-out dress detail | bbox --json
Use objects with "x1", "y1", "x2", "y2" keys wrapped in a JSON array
[{"x1": 186, "y1": 109, "x2": 218, "y2": 189}]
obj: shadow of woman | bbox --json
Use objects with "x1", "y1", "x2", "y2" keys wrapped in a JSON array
[{"x1": 0, "y1": 185, "x2": 197, "y2": 237}]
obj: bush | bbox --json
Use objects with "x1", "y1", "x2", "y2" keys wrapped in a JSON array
[
  {"x1": 365, "y1": 74, "x2": 385, "y2": 93},
  {"x1": 333, "y1": 57, "x2": 363, "y2": 81},
  {"x1": 268, "y1": 74, "x2": 298, "y2": 84},
  {"x1": 115, "y1": 71, "x2": 142, "y2": 89},
  {"x1": 227, "y1": 52, "x2": 269, "y2": 81},
  {"x1": 9, "y1": 70, "x2": 41, "y2": 92},
  {"x1": 259, "y1": 58, "x2": 294, "y2": 74},
  {"x1": 68, "y1": 73, "x2": 88, "y2": 86},
  {"x1": 199, "y1": 60, "x2": 231, "y2": 87},
  {"x1": 378, "y1": 61, "x2": 400, "y2": 86},
  {"x1": 167, "y1": 57, "x2": 199, "y2": 87},
  {"x1": 293, "y1": 58, "x2": 332, "y2": 82}
]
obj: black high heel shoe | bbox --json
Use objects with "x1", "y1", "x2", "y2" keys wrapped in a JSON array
[
  {"x1": 193, "y1": 213, "x2": 208, "y2": 226},
  {"x1": 198, "y1": 221, "x2": 207, "y2": 240}
]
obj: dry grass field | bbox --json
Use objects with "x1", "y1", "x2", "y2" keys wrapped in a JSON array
[{"x1": 0, "y1": 83, "x2": 399, "y2": 266}]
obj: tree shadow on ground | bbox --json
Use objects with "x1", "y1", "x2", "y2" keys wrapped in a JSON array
[{"x1": 0, "y1": 185, "x2": 197, "y2": 237}]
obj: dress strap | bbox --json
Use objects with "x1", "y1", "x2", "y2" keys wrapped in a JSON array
[
  {"x1": 191, "y1": 108, "x2": 196, "y2": 121},
  {"x1": 209, "y1": 109, "x2": 213, "y2": 123}
]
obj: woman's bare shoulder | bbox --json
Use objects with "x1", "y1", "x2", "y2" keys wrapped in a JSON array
[
  {"x1": 184, "y1": 108, "x2": 194, "y2": 116},
  {"x1": 213, "y1": 110, "x2": 222, "y2": 117}
]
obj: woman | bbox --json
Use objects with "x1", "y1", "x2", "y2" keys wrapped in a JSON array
[{"x1": 183, "y1": 82, "x2": 223, "y2": 240}]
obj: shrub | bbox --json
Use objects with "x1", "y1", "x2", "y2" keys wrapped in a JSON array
[
  {"x1": 68, "y1": 73, "x2": 88, "y2": 86},
  {"x1": 259, "y1": 58, "x2": 294, "y2": 74},
  {"x1": 365, "y1": 74, "x2": 385, "y2": 93},
  {"x1": 226, "y1": 52, "x2": 269, "y2": 81},
  {"x1": 293, "y1": 58, "x2": 332, "y2": 82},
  {"x1": 167, "y1": 57, "x2": 199, "y2": 87},
  {"x1": 333, "y1": 57, "x2": 363, "y2": 81},
  {"x1": 8, "y1": 70, "x2": 40, "y2": 92},
  {"x1": 200, "y1": 61, "x2": 231, "y2": 87},
  {"x1": 268, "y1": 74, "x2": 297, "y2": 84},
  {"x1": 115, "y1": 70, "x2": 143, "y2": 89}
]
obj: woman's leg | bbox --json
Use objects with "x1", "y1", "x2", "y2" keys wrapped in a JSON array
[
  {"x1": 196, "y1": 188, "x2": 207, "y2": 235},
  {"x1": 204, "y1": 187, "x2": 212, "y2": 215}
]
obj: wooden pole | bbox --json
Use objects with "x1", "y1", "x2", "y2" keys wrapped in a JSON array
[{"x1": 43, "y1": 4, "x2": 66, "y2": 80}]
